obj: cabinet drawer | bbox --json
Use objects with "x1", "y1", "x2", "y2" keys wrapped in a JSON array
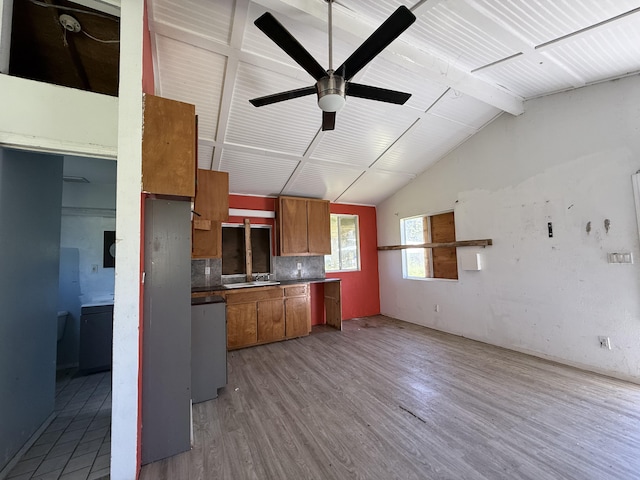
[
  {"x1": 284, "y1": 285, "x2": 308, "y2": 297},
  {"x1": 225, "y1": 287, "x2": 283, "y2": 304}
]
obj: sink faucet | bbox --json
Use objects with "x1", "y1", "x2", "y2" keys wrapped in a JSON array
[{"x1": 255, "y1": 273, "x2": 270, "y2": 281}]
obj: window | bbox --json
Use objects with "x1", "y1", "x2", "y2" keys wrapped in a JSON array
[
  {"x1": 401, "y1": 211, "x2": 458, "y2": 280},
  {"x1": 325, "y1": 214, "x2": 360, "y2": 272},
  {"x1": 222, "y1": 224, "x2": 272, "y2": 277}
]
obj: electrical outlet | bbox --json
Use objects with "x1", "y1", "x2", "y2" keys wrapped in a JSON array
[
  {"x1": 204, "y1": 266, "x2": 211, "y2": 275},
  {"x1": 434, "y1": 304, "x2": 440, "y2": 312},
  {"x1": 297, "y1": 262, "x2": 302, "y2": 270},
  {"x1": 91, "y1": 264, "x2": 98, "y2": 273},
  {"x1": 598, "y1": 336, "x2": 611, "y2": 350}
]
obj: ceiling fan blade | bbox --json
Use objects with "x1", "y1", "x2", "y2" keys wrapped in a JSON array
[
  {"x1": 336, "y1": 6, "x2": 416, "y2": 81},
  {"x1": 255, "y1": 12, "x2": 327, "y2": 81},
  {"x1": 249, "y1": 86, "x2": 316, "y2": 107},
  {"x1": 322, "y1": 111, "x2": 336, "y2": 131},
  {"x1": 347, "y1": 82, "x2": 411, "y2": 105}
]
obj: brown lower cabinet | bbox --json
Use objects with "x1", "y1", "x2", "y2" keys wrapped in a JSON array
[
  {"x1": 227, "y1": 303, "x2": 257, "y2": 349},
  {"x1": 193, "y1": 281, "x2": 341, "y2": 350},
  {"x1": 217, "y1": 284, "x2": 310, "y2": 350},
  {"x1": 257, "y1": 298, "x2": 285, "y2": 343},
  {"x1": 284, "y1": 285, "x2": 310, "y2": 338}
]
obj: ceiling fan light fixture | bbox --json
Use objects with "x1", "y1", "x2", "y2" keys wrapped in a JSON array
[
  {"x1": 317, "y1": 74, "x2": 346, "y2": 112},
  {"x1": 318, "y1": 93, "x2": 345, "y2": 112}
]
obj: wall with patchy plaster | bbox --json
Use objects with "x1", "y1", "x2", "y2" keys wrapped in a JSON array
[{"x1": 377, "y1": 75, "x2": 640, "y2": 383}]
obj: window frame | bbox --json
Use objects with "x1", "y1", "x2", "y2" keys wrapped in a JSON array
[
  {"x1": 221, "y1": 223, "x2": 273, "y2": 280},
  {"x1": 325, "y1": 213, "x2": 361, "y2": 273},
  {"x1": 400, "y1": 211, "x2": 457, "y2": 281}
]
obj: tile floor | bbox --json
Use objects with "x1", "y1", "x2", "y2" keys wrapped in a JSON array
[{"x1": 7, "y1": 370, "x2": 111, "y2": 480}]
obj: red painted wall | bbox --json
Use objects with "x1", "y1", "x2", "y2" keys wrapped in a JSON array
[
  {"x1": 226, "y1": 195, "x2": 381, "y2": 324},
  {"x1": 326, "y1": 203, "x2": 380, "y2": 320}
]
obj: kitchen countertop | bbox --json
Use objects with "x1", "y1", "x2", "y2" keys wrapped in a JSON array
[
  {"x1": 191, "y1": 277, "x2": 340, "y2": 294},
  {"x1": 191, "y1": 295, "x2": 226, "y2": 306}
]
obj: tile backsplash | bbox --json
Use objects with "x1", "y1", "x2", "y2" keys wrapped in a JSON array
[
  {"x1": 274, "y1": 256, "x2": 325, "y2": 281},
  {"x1": 191, "y1": 256, "x2": 325, "y2": 288},
  {"x1": 191, "y1": 258, "x2": 222, "y2": 288}
]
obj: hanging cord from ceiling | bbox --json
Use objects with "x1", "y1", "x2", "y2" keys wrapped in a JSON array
[
  {"x1": 57, "y1": 11, "x2": 119, "y2": 45},
  {"x1": 81, "y1": 30, "x2": 119, "y2": 44}
]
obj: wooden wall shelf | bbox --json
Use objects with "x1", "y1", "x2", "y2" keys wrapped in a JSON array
[{"x1": 377, "y1": 239, "x2": 493, "y2": 251}]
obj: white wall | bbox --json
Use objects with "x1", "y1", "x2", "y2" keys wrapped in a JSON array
[
  {"x1": 0, "y1": 74, "x2": 118, "y2": 158},
  {"x1": 111, "y1": 1, "x2": 144, "y2": 478},
  {"x1": 377, "y1": 75, "x2": 640, "y2": 383}
]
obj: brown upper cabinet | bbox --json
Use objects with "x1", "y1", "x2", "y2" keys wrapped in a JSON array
[
  {"x1": 192, "y1": 170, "x2": 229, "y2": 258},
  {"x1": 277, "y1": 196, "x2": 331, "y2": 256},
  {"x1": 142, "y1": 94, "x2": 196, "y2": 197}
]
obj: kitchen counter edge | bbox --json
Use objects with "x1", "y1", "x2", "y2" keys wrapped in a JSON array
[{"x1": 191, "y1": 277, "x2": 340, "y2": 295}]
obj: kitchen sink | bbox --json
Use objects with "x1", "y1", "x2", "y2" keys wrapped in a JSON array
[{"x1": 223, "y1": 280, "x2": 280, "y2": 289}]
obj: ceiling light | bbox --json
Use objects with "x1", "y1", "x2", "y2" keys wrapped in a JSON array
[
  {"x1": 316, "y1": 74, "x2": 346, "y2": 112},
  {"x1": 318, "y1": 93, "x2": 345, "y2": 112},
  {"x1": 59, "y1": 14, "x2": 81, "y2": 33}
]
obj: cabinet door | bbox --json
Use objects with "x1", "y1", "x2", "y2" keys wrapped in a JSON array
[
  {"x1": 324, "y1": 281, "x2": 342, "y2": 331},
  {"x1": 227, "y1": 303, "x2": 257, "y2": 349},
  {"x1": 279, "y1": 197, "x2": 308, "y2": 255},
  {"x1": 257, "y1": 298, "x2": 285, "y2": 343},
  {"x1": 194, "y1": 169, "x2": 229, "y2": 221},
  {"x1": 307, "y1": 199, "x2": 331, "y2": 254},
  {"x1": 142, "y1": 94, "x2": 196, "y2": 197},
  {"x1": 192, "y1": 170, "x2": 228, "y2": 259},
  {"x1": 192, "y1": 220, "x2": 222, "y2": 258},
  {"x1": 285, "y1": 296, "x2": 310, "y2": 338}
]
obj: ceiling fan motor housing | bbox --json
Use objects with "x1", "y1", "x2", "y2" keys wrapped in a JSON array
[{"x1": 317, "y1": 73, "x2": 346, "y2": 112}]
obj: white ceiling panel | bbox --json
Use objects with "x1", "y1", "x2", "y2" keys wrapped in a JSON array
[
  {"x1": 197, "y1": 143, "x2": 214, "y2": 170},
  {"x1": 428, "y1": 90, "x2": 502, "y2": 130},
  {"x1": 225, "y1": 62, "x2": 321, "y2": 155},
  {"x1": 220, "y1": 148, "x2": 299, "y2": 196},
  {"x1": 147, "y1": 0, "x2": 640, "y2": 205},
  {"x1": 471, "y1": 0, "x2": 640, "y2": 46},
  {"x1": 375, "y1": 114, "x2": 473, "y2": 175},
  {"x1": 540, "y1": 20, "x2": 640, "y2": 84},
  {"x1": 242, "y1": 2, "x2": 355, "y2": 74},
  {"x1": 475, "y1": 54, "x2": 575, "y2": 99},
  {"x1": 337, "y1": 0, "x2": 404, "y2": 26},
  {"x1": 310, "y1": 99, "x2": 418, "y2": 167},
  {"x1": 360, "y1": 57, "x2": 449, "y2": 112},
  {"x1": 337, "y1": 170, "x2": 414, "y2": 206},
  {"x1": 155, "y1": 35, "x2": 227, "y2": 141},
  {"x1": 285, "y1": 161, "x2": 364, "y2": 201},
  {"x1": 407, "y1": 1, "x2": 518, "y2": 72},
  {"x1": 151, "y1": 0, "x2": 235, "y2": 45}
]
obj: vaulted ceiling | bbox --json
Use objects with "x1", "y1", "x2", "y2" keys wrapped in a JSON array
[
  {"x1": 18, "y1": 1, "x2": 640, "y2": 205},
  {"x1": 148, "y1": 0, "x2": 640, "y2": 205}
]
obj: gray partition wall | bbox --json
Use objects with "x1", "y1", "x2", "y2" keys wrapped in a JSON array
[
  {"x1": 0, "y1": 149, "x2": 63, "y2": 471},
  {"x1": 142, "y1": 198, "x2": 192, "y2": 464}
]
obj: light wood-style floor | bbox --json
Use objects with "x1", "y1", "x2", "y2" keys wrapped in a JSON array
[{"x1": 140, "y1": 315, "x2": 640, "y2": 480}]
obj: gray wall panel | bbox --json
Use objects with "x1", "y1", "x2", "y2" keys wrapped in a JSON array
[
  {"x1": 142, "y1": 198, "x2": 192, "y2": 464},
  {"x1": 0, "y1": 149, "x2": 63, "y2": 470}
]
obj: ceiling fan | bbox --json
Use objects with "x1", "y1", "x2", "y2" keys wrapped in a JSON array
[{"x1": 249, "y1": 1, "x2": 416, "y2": 131}]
